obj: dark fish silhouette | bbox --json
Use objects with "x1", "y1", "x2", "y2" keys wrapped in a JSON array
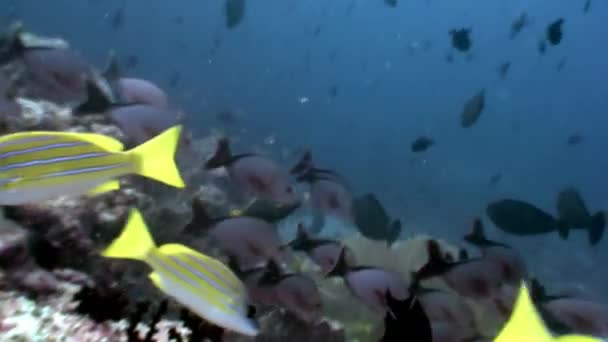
[
  {"x1": 489, "y1": 173, "x2": 502, "y2": 186},
  {"x1": 450, "y1": 28, "x2": 471, "y2": 52},
  {"x1": 547, "y1": 18, "x2": 564, "y2": 45},
  {"x1": 411, "y1": 136, "x2": 435, "y2": 152},
  {"x1": 352, "y1": 193, "x2": 401, "y2": 245},
  {"x1": 384, "y1": 0, "x2": 398, "y2": 7},
  {"x1": 510, "y1": 12, "x2": 529, "y2": 39},
  {"x1": 381, "y1": 291, "x2": 432, "y2": 342},
  {"x1": 556, "y1": 188, "x2": 605, "y2": 245},
  {"x1": 460, "y1": 89, "x2": 485, "y2": 128},
  {"x1": 498, "y1": 61, "x2": 511, "y2": 79},
  {"x1": 583, "y1": 0, "x2": 591, "y2": 13},
  {"x1": 566, "y1": 133, "x2": 583, "y2": 146},
  {"x1": 225, "y1": 0, "x2": 245, "y2": 29},
  {"x1": 110, "y1": 7, "x2": 124, "y2": 30},
  {"x1": 486, "y1": 199, "x2": 563, "y2": 238}
]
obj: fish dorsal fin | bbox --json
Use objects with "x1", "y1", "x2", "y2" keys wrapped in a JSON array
[
  {"x1": 205, "y1": 137, "x2": 234, "y2": 169},
  {"x1": 258, "y1": 260, "x2": 283, "y2": 286},
  {"x1": 290, "y1": 149, "x2": 312, "y2": 175},
  {"x1": 464, "y1": 218, "x2": 508, "y2": 248},
  {"x1": 326, "y1": 247, "x2": 350, "y2": 278},
  {"x1": 296, "y1": 222, "x2": 310, "y2": 240},
  {"x1": 495, "y1": 282, "x2": 553, "y2": 342},
  {"x1": 183, "y1": 197, "x2": 220, "y2": 235},
  {"x1": 74, "y1": 79, "x2": 114, "y2": 115}
]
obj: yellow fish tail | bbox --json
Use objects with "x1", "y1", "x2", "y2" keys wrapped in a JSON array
[
  {"x1": 128, "y1": 125, "x2": 185, "y2": 188},
  {"x1": 495, "y1": 282, "x2": 553, "y2": 342},
  {"x1": 102, "y1": 209, "x2": 156, "y2": 261},
  {"x1": 495, "y1": 282, "x2": 603, "y2": 342}
]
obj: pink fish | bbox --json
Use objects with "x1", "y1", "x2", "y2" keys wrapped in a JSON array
[
  {"x1": 20, "y1": 48, "x2": 93, "y2": 104},
  {"x1": 297, "y1": 168, "x2": 354, "y2": 225},
  {"x1": 75, "y1": 82, "x2": 179, "y2": 146},
  {"x1": 543, "y1": 298, "x2": 608, "y2": 336},
  {"x1": 205, "y1": 138, "x2": 300, "y2": 206},
  {"x1": 287, "y1": 223, "x2": 356, "y2": 275},
  {"x1": 327, "y1": 248, "x2": 409, "y2": 313},
  {"x1": 257, "y1": 261, "x2": 322, "y2": 323},
  {"x1": 415, "y1": 240, "x2": 503, "y2": 299},
  {"x1": 464, "y1": 219, "x2": 528, "y2": 285},
  {"x1": 184, "y1": 198, "x2": 288, "y2": 270},
  {"x1": 415, "y1": 287, "x2": 477, "y2": 337},
  {"x1": 116, "y1": 77, "x2": 169, "y2": 109}
]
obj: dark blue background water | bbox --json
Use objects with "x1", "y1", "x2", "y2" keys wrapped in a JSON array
[{"x1": 3, "y1": 0, "x2": 608, "y2": 302}]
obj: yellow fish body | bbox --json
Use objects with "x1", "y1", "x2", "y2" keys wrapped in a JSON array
[
  {"x1": 102, "y1": 209, "x2": 258, "y2": 336},
  {"x1": 495, "y1": 282, "x2": 604, "y2": 342},
  {"x1": 0, "y1": 125, "x2": 184, "y2": 204}
]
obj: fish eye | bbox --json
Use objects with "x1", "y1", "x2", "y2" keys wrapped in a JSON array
[{"x1": 286, "y1": 186, "x2": 293, "y2": 194}]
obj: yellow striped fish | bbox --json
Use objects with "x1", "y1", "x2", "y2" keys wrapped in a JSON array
[
  {"x1": 495, "y1": 282, "x2": 603, "y2": 342},
  {"x1": 0, "y1": 125, "x2": 185, "y2": 205},
  {"x1": 102, "y1": 209, "x2": 259, "y2": 336}
]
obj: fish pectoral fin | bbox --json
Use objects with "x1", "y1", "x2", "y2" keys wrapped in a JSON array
[
  {"x1": 149, "y1": 272, "x2": 164, "y2": 288},
  {"x1": 87, "y1": 180, "x2": 120, "y2": 195}
]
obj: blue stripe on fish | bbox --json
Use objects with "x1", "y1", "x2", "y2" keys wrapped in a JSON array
[
  {"x1": 184, "y1": 253, "x2": 242, "y2": 295},
  {"x1": 42, "y1": 163, "x2": 129, "y2": 178},
  {"x1": 148, "y1": 253, "x2": 235, "y2": 311},
  {"x1": 0, "y1": 142, "x2": 88, "y2": 160},
  {"x1": 0, "y1": 152, "x2": 109, "y2": 171},
  {"x1": 0, "y1": 135, "x2": 59, "y2": 150},
  {"x1": 168, "y1": 255, "x2": 237, "y2": 301}
]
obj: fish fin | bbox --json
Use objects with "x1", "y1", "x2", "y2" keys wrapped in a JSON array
[
  {"x1": 102, "y1": 51, "x2": 121, "y2": 81},
  {"x1": 325, "y1": 247, "x2": 349, "y2": 278},
  {"x1": 387, "y1": 219, "x2": 402, "y2": 246},
  {"x1": 258, "y1": 260, "x2": 282, "y2": 286},
  {"x1": 128, "y1": 125, "x2": 185, "y2": 188},
  {"x1": 86, "y1": 180, "x2": 120, "y2": 195},
  {"x1": 183, "y1": 197, "x2": 214, "y2": 234},
  {"x1": 74, "y1": 79, "x2": 113, "y2": 115},
  {"x1": 296, "y1": 222, "x2": 310, "y2": 240},
  {"x1": 0, "y1": 23, "x2": 25, "y2": 64},
  {"x1": 414, "y1": 240, "x2": 451, "y2": 280},
  {"x1": 101, "y1": 209, "x2": 156, "y2": 261},
  {"x1": 149, "y1": 272, "x2": 164, "y2": 289},
  {"x1": 588, "y1": 211, "x2": 605, "y2": 246},
  {"x1": 205, "y1": 137, "x2": 233, "y2": 169},
  {"x1": 495, "y1": 282, "x2": 553, "y2": 342},
  {"x1": 557, "y1": 221, "x2": 570, "y2": 240},
  {"x1": 463, "y1": 218, "x2": 489, "y2": 246},
  {"x1": 290, "y1": 150, "x2": 312, "y2": 175}
]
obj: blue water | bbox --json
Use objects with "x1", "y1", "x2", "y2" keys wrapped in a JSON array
[{"x1": 4, "y1": 0, "x2": 608, "y2": 301}]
